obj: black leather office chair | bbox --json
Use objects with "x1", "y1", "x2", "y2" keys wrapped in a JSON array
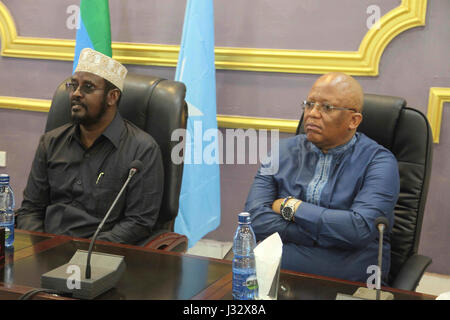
[
  {"x1": 46, "y1": 73, "x2": 189, "y2": 252},
  {"x1": 296, "y1": 94, "x2": 433, "y2": 291}
]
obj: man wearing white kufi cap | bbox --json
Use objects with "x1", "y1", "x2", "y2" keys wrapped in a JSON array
[{"x1": 17, "y1": 48, "x2": 164, "y2": 245}]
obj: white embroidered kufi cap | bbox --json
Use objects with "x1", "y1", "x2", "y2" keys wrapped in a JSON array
[{"x1": 74, "y1": 48, "x2": 128, "y2": 91}]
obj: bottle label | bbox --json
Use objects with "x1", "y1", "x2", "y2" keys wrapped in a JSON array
[
  {"x1": 0, "y1": 222, "x2": 14, "y2": 247},
  {"x1": 232, "y1": 269, "x2": 258, "y2": 300},
  {"x1": 0, "y1": 227, "x2": 4, "y2": 261},
  {"x1": 4, "y1": 225, "x2": 11, "y2": 240},
  {"x1": 245, "y1": 275, "x2": 258, "y2": 290}
]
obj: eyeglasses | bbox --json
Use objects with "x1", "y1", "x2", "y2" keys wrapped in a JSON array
[
  {"x1": 301, "y1": 100, "x2": 358, "y2": 114},
  {"x1": 65, "y1": 82, "x2": 105, "y2": 95}
]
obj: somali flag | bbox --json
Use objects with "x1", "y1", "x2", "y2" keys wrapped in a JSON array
[
  {"x1": 73, "y1": 0, "x2": 112, "y2": 72},
  {"x1": 174, "y1": 0, "x2": 221, "y2": 248}
]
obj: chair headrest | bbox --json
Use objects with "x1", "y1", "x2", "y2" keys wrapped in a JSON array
[
  {"x1": 118, "y1": 74, "x2": 164, "y2": 131},
  {"x1": 357, "y1": 94, "x2": 406, "y2": 150}
]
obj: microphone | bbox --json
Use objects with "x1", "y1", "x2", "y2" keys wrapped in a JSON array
[
  {"x1": 374, "y1": 216, "x2": 389, "y2": 300},
  {"x1": 85, "y1": 160, "x2": 143, "y2": 279},
  {"x1": 128, "y1": 160, "x2": 143, "y2": 177},
  {"x1": 375, "y1": 216, "x2": 389, "y2": 231},
  {"x1": 41, "y1": 160, "x2": 143, "y2": 299}
]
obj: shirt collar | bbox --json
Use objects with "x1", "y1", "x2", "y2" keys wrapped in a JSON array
[
  {"x1": 307, "y1": 133, "x2": 358, "y2": 155},
  {"x1": 327, "y1": 134, "x2": 357, "y2": 155},
  {"x1": 100, "y1": 111, "x2": 124, "y2": 149},
  {"x1": 68, "y1": 111, "x2": 124, "y2": 149}
]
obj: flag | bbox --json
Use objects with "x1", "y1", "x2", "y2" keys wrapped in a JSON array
[
  {"x1": 73, "y1": 0, "x2": 112, "y2": 72},
  {"x1": 174, "y1": 0, "x2": 221, "y2": 248}
]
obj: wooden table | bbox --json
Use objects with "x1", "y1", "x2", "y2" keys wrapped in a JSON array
[
  {"x1": 1, "y1": 230, "x2": 231, "y2": 300},
  {"x1": 0, "y1": 230, "x2": 436, "y2": 300},
  {"x1": 195, "y1": 268, "x2": 436, "y2": 300}
]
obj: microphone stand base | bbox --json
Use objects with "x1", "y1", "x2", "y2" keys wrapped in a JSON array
[
  {"x1": 41, "y1": 250, "x2": 126, "y2": 299},
  {"x1": 336, "y1": 287, "x2": 394, "y2": 300}
]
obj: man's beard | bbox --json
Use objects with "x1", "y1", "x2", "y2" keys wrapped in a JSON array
[{"x1": 71, "y1": 97, "x2": 108, "y2": 126}]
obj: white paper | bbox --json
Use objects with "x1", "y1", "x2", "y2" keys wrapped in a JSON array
[
  {"x1": 254, "y1": 232, "x2": 283, "y2": 299},
  {"x1": 436, "y1": 291, "x2": 450, "y2": 300}
]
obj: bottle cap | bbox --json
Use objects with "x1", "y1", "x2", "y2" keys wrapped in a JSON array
[
  {"x1": 238, "y1": 212, "x2": 251, "y2": 224},
  {"x1": 0, "y1": 174, "x2": 10, "y2": 185}
]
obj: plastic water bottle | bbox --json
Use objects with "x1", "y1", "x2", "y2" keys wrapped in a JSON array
[
  {"x1": 0, "y1": 174, "x2": 15, "y2": 247},
  {"x1": 232, "y1": 212, "x2": 258, "y2": 300}
]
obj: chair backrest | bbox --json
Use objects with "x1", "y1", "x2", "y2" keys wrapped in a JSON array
[
  {"x1": 46, "y1": 73, "x2": 188, "y2": 230},
  {"x1": 296, "y1": 94, "x2": 433, "y2": 285}
]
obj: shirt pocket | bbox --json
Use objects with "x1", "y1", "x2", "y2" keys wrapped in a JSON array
[{"x1": 93, "y1": 177, "x2": 124, "y2": 219}]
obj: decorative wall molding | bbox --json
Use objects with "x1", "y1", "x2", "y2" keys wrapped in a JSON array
[
  {"x1": 216, "y1": 115, "x2": 298, "y2": 133},
  {"x1": 0, "y1": 0, "x2": 427, "y2": 75},
  {"x1": 2, "y1": 85, "x2": 448, "y2": 141},
  {"x1": 0, "y1": 96, "x2": 51, "y2": 113},
  {"x1": 427, "y1": 87, "x2": 450, "y2": 144},
  {"x1": 0, "y1": 95, "x2": 300, "y2": 133}
]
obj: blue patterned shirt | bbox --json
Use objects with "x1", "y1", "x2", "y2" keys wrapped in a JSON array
[{"x1": 245, "y1": 133, "x2": 399, "y2": 283}]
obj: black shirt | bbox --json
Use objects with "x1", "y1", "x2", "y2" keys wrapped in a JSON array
[{"x1": 16, "y1": 112, "x2": 164, "y2": 245}]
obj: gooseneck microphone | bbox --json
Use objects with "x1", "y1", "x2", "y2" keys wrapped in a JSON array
[
  {"x1": 41, "y1": 160, "x2": 143, "y2": 299},
  {"x1": 374, "y1": 216, "x2": 389, "y2": 300},
  {"x1": 85, "y1": 160, "x2": 143, "y2": 279},
  {"x1": 336, "y1": 216, "x2": 393, "y2": 300}
]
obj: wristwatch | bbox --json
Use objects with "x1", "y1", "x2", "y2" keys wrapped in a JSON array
[
  {"x1": 281, "y1": 197, "x2": 298, "y2": 221},
  {"x1": 280, "y1": 196, "x2": 293, "y2": 211}
]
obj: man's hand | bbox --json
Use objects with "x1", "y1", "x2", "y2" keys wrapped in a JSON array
[{"x1": 272, "y1": 198, "x2": 285, "y2": 214}]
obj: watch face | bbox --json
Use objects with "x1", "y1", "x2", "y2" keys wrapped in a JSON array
[{"x1": 282, "y1": 207, "x2": 293, "y2": 220}]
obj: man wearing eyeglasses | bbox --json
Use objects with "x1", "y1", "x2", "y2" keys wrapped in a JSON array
[
  {"x1": 16, "y1": 48, "x2": 164, "y2": 245},
  {"x1": 245, "y1": 72, "x2": 400, "y2": 284}
]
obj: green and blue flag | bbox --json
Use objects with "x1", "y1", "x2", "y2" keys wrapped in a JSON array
[{"x1": 73, "y1": 0, "x2": 112, "y2": 72}]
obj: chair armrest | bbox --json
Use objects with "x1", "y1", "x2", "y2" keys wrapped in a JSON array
[
  {"x1": 391, "y1": 254, "x2": 432, "y2": 291},
  {"x1": 143, "y1": 232, "x2": 188, "y2": 253}
]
